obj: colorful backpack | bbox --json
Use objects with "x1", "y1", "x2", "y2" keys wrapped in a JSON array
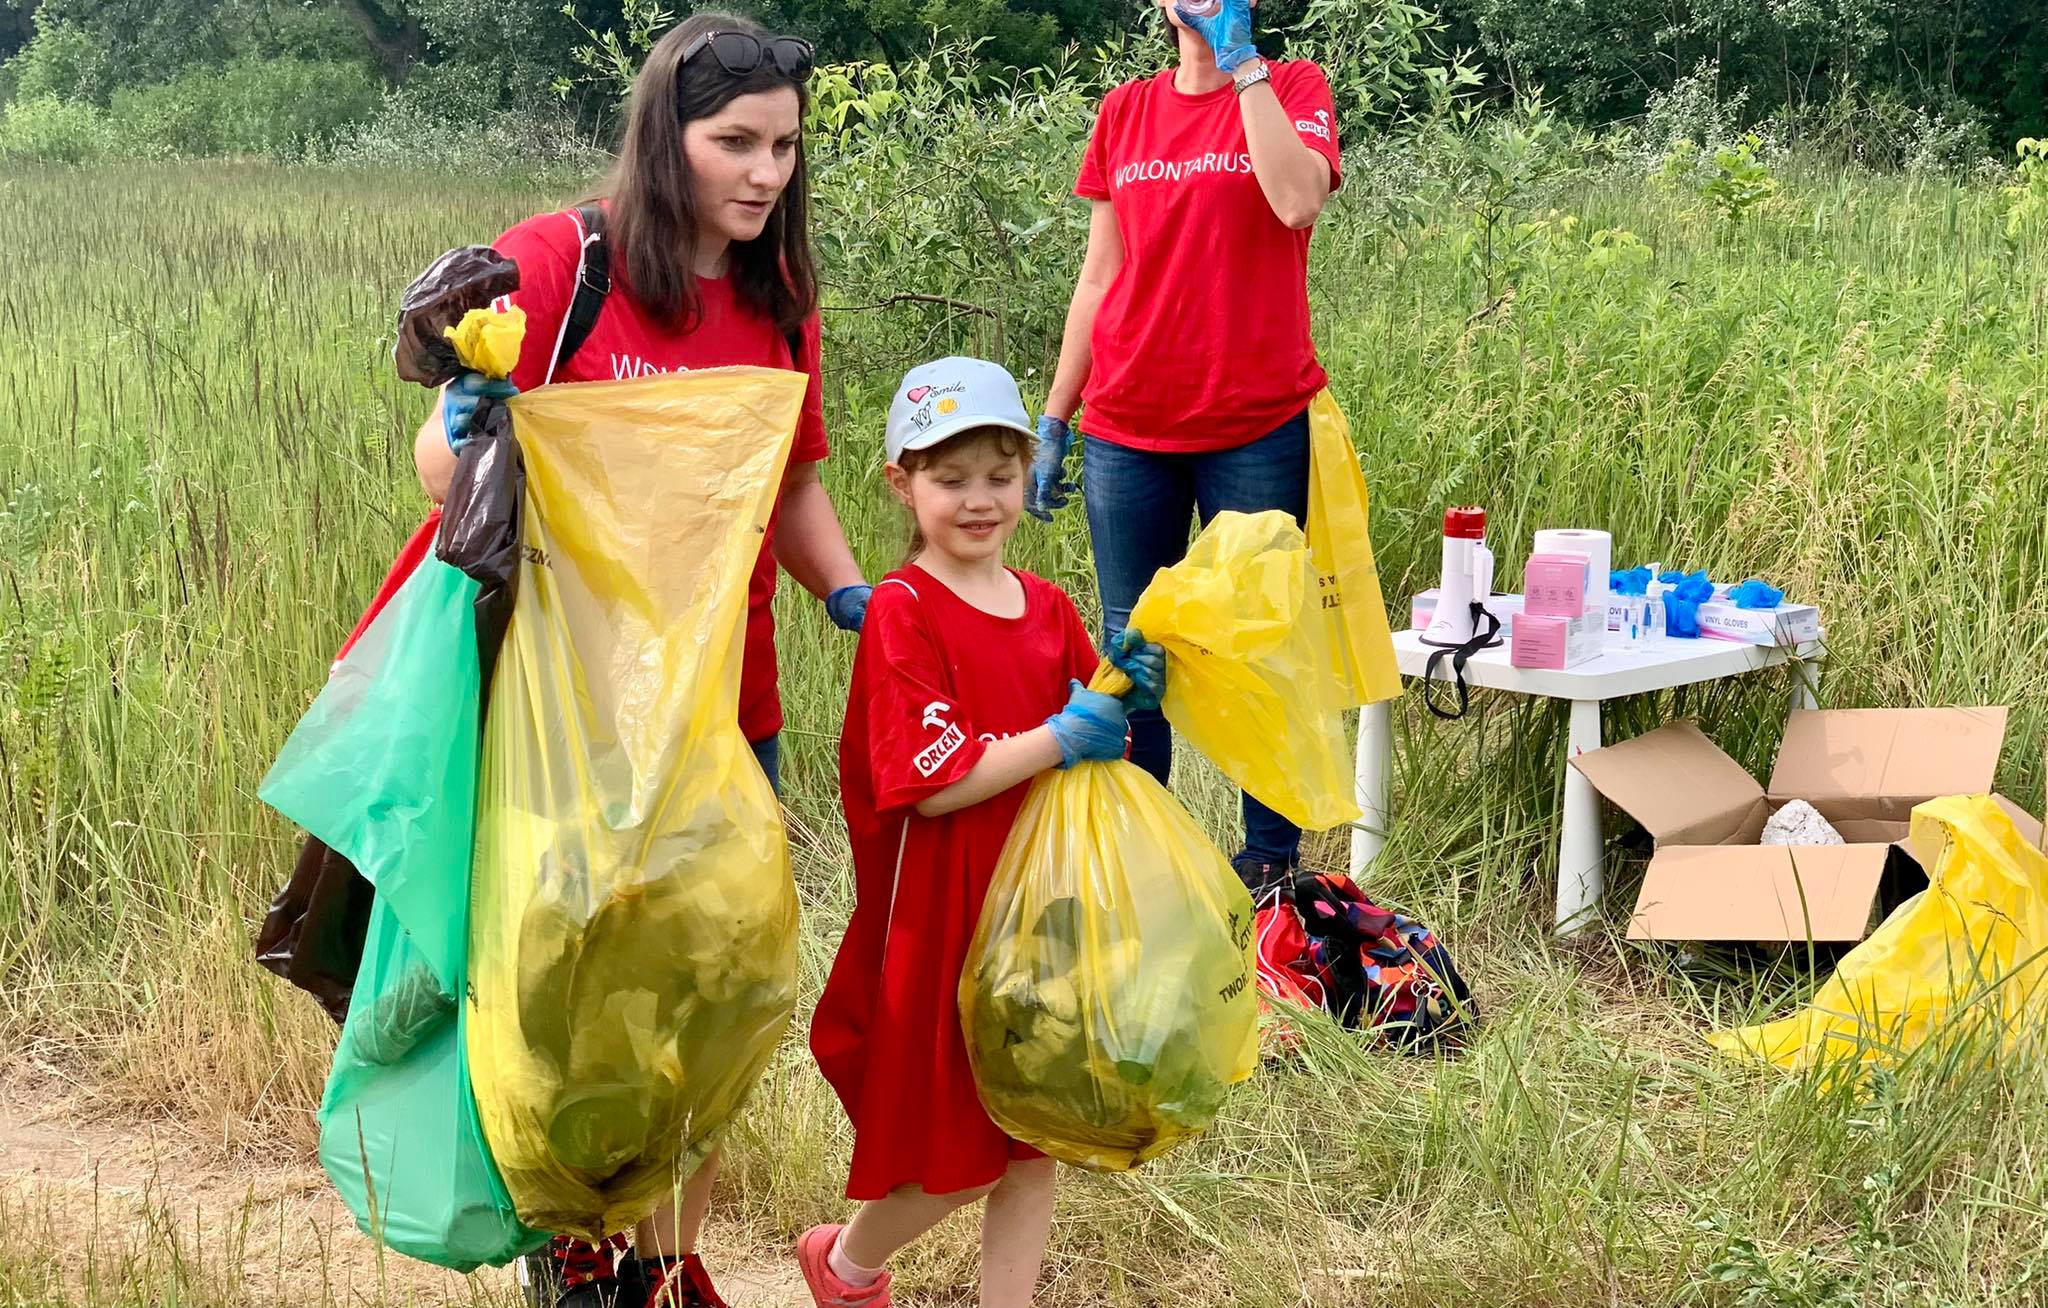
[{"x1": 1253, "y1": 871, "x2": 1476, "y2": 1047}]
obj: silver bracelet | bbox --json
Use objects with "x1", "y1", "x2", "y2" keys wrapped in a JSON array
[{"x1": 1232, "y1": 61, "x2": 1271, "y2": 95}]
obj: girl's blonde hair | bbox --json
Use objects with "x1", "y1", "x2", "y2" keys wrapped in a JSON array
[{"x1": 896, "y1": 426, "x2": 1029, "y2": 564}]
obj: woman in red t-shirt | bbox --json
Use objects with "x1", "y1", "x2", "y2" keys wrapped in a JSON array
[
  {"x1": 801, "y1": 358, "x2": 1164, "y2": 1308},
  {"x1": 1030, "y1": 0, "x2": 1341, "y2": 897},
  {"x1": 407, "y1": 14, "x2": 868, "y2": 1308}
]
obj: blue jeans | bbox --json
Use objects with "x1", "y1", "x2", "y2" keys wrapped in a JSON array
[
  {"x1": 1083, "y1": 411, "x2": 1311, "y2": 868},
  {"x1": 750, "y1": 733, "x2": 781, "y2": 797}
]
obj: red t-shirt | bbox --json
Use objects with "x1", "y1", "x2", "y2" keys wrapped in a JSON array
[
  {"x1": 1074, "y1": 63, "x2": 1342, "y2": 452},
  {"x1": 490, "y1": 206, "x2": 829, "y2": 742},
  {"x1": 811, "y1": 566, "x2": 1098, "y2": 1200}
]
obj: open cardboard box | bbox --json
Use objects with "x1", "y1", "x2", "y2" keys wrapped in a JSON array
[{"x1": 1571, "y1": 707, "x2": 2038, "y2": 942}]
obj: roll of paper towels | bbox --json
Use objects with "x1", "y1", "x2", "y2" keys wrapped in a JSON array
[{"x1": 1533, "y1": 528, "x2": 1613, "y2": 604}]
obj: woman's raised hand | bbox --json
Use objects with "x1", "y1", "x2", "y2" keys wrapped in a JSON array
[
  {"x1": 1025, "y1": 415, "x2": 1076, "y2": 522},
  {"x1": 1174, "y1": 0, "x2": 1258, "y2": 72}
]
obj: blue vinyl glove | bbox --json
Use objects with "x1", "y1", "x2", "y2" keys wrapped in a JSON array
[
  {"x1": 1044, "y1": 680, "x2": 1129, "y2": 769},
  {"x1": 1728, "y1": 578, "x2": 1785, "y2": 609},
  {"x1": 443, "y1": 371, "x2": 519, "y2": 452},
  {"x1": 1662, "y1": 570, "x2": 1715, "y2": 638},
  {"x1": 1108, "y1": 627, "x2": 1167, "y2": 713},
  {"x1": 1025, "y1": 414, "x2": 1075, "y2": 523},
  {"x1": 1174, "y1": 0, "x2": 1257, "y2": 73},
  {"x1": 826, "y1": 583, "x2": 873, "y2": 632},
  {"x1": 1609, "y1": 566, "x2": 1653, "y2": 597}
]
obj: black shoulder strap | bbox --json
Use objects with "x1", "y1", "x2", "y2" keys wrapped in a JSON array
[
  {"x1": 553, "y1": 203, "x2": 611, "y2": 379},
  {"x1": 555, "y1": 203, "x2": 805, "y2": 379}
]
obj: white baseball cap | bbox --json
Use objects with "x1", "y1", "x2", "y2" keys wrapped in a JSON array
[{"x1": 885, "y1": 356, "x2": 1034, "y2": 465}]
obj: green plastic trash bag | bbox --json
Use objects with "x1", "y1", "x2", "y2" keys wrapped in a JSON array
[{"x1": 260, "y1": 557, "x2": 541, "y2": 1271}]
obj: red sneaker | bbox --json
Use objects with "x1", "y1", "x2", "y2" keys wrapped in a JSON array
[{"x1": 795, "y1": 1225, "x2": 893, "y2": 1308}]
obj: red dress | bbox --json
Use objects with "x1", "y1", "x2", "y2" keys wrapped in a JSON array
[{"x1": 811, "y1": 565, "x2": 1099, "y2": 1199}]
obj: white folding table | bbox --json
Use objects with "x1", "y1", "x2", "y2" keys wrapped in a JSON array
[{"x1": 1351, "y1": 628, "x2": 1825, "y2": 935}]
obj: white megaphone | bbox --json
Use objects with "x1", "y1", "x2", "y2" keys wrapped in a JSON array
[{"x1": 1420, "y1": 506, "x2": 1501, "y2": 649}]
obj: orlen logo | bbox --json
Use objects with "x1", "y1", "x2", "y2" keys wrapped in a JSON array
[
  {"x1": 1295, "y1": 109, "x2": 1333, "y2": 141},
  {"x1": 914, "y1": 701, "x2": 966, "y2": 777}
]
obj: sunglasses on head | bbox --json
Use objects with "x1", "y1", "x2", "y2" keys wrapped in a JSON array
[{"x1": 680, "y1": 30, "x2": 816, "y2": 81}]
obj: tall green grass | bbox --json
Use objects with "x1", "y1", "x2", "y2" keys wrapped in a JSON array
[{"x1": 3, "y1": 152, "x2": 2047, "y2": 1306}]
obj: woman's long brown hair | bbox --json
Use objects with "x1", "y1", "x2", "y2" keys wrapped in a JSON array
[{"x1": 597, "y1": 12, "x2": 817, "y2": 335}]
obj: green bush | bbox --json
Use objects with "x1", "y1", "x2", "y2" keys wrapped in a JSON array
[
  {"x1": 100, "y1": 59, "x2": 380, "y2": 162},
  {"x1": 211, "y1": 57, "x2": 380, "y2": 158},
  {"x1": 805, "y1": 46, "x2": 1100, "y2": 384},
  {"x1": 1658, "y1": 132, "x2": 1780, "y2": 223},
  {"x1": 3, "y1": 19, "x2": 111, "y2": 105},
  {"x1": 328, "y1": 66, "x2": 605, "y2": 173},
  {"x1": 109, "y1": 73, "x2": 226, "y2": 160},
  {"x1": 0, "y1": 95, "x2": 109, "y2": 163},
  {"x1": 3, "y1": 57, "x2": 380, "y2": 164}
]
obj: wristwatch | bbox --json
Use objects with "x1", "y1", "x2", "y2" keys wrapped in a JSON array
[{"x1": 1232, "y1": 59, "x2": 1271, "y2": 95}]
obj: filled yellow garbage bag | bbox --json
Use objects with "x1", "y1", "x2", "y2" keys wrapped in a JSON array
[
  {"x1": 961, "y1": 681, "x2": 1258, "y2": 1171},
  {"x1": 466, "y1": 367, "x2": 808, "y2": 1239},
  {"x1": 1708, "y1": 794, "x2": 2048, "y2": 1070},
  {"x1": 1306, "y1": 391, "x2": 1401, "y2": 707},
  {"x1": 1129, "y1": 509, "x2": 1362, "y2": 832}
]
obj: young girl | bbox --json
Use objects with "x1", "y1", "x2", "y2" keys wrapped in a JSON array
[{"x1": 805, "y1": 358, "x2": 1164, "y2": 1308}]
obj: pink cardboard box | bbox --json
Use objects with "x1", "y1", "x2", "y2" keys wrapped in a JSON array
[
  {"x1": 1512, "y1": 607, "x2": 1605, "y2": 669},
  {"x1": 1523, "y1": 552, "x2": 1590, "y2": 619}
]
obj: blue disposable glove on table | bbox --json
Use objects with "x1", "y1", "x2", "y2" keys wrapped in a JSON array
[
  {"x1": 443, "y1": 371, "x2": 519, "y2": 451},
  {"x1": 1728, "y1": 578, "x2": 1785, "y2": 609},
  {"x1": 826, "y1": 584, "x2": 873, "y2": 632},
  {"x1": 1108, "y1": 627, "x2": 1167, "y2": 713},
  {"x1": 1045, "y1": 680, "x2": 1129, "y2": 768},
  {"x1": 1025, "y1": 415, "x2": 1074, "y2": 522},
  {"x1": 1174, "y1": 0, "x2": 1258, "y2": 72},
  {"x1": 1659, "y1": 570, "x2": 1716, "y2": 638}
]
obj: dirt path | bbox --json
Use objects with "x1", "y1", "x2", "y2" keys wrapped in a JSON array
[{"x1": 0, "y1": 1074, "x2": 811, "y2": 1307}]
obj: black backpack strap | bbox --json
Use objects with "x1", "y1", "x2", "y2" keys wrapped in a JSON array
[
  {"x1": 553, "y1": 203, "x2": 804, "y2": 382},
  {"x1": 551, "y1": 203, "x2": 611, "y2": 381}
]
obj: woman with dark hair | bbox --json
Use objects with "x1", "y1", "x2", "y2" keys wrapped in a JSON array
[
  {"x1": 1029, "y1": 0, "x2": 1341, "y2": 896},
  {"x1": 412, "y1": 13, "x2": 868, "y2": 1308}
]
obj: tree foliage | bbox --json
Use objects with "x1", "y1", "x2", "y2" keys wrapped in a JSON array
[
  {"x1": 5, "y1": 0, "x2": 2045, "y2": 153},
  {"x1": 1437, "y1": 0, "x2": 2048, "y2": 145}
]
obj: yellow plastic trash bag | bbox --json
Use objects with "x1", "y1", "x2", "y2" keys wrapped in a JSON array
[
  {"x1": 444, "y1": 305, "x2": 527, "y2": 380},
  {"x1": 1708, "y1": 795, "x2": 2048, "y2": 1070},
  {"x1": 1129, "y1": 509, "x2": 1362, "y2": 831},
  {"x1": 961, "y1": 684, "x2": 1258, "y2": 1171},
  {"x1": 1306, "y1": 391, "x2": 1401, "y2": 707},
  {"x1": 466, "y1": 368, "x2": 808, "y2": 1239}
]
